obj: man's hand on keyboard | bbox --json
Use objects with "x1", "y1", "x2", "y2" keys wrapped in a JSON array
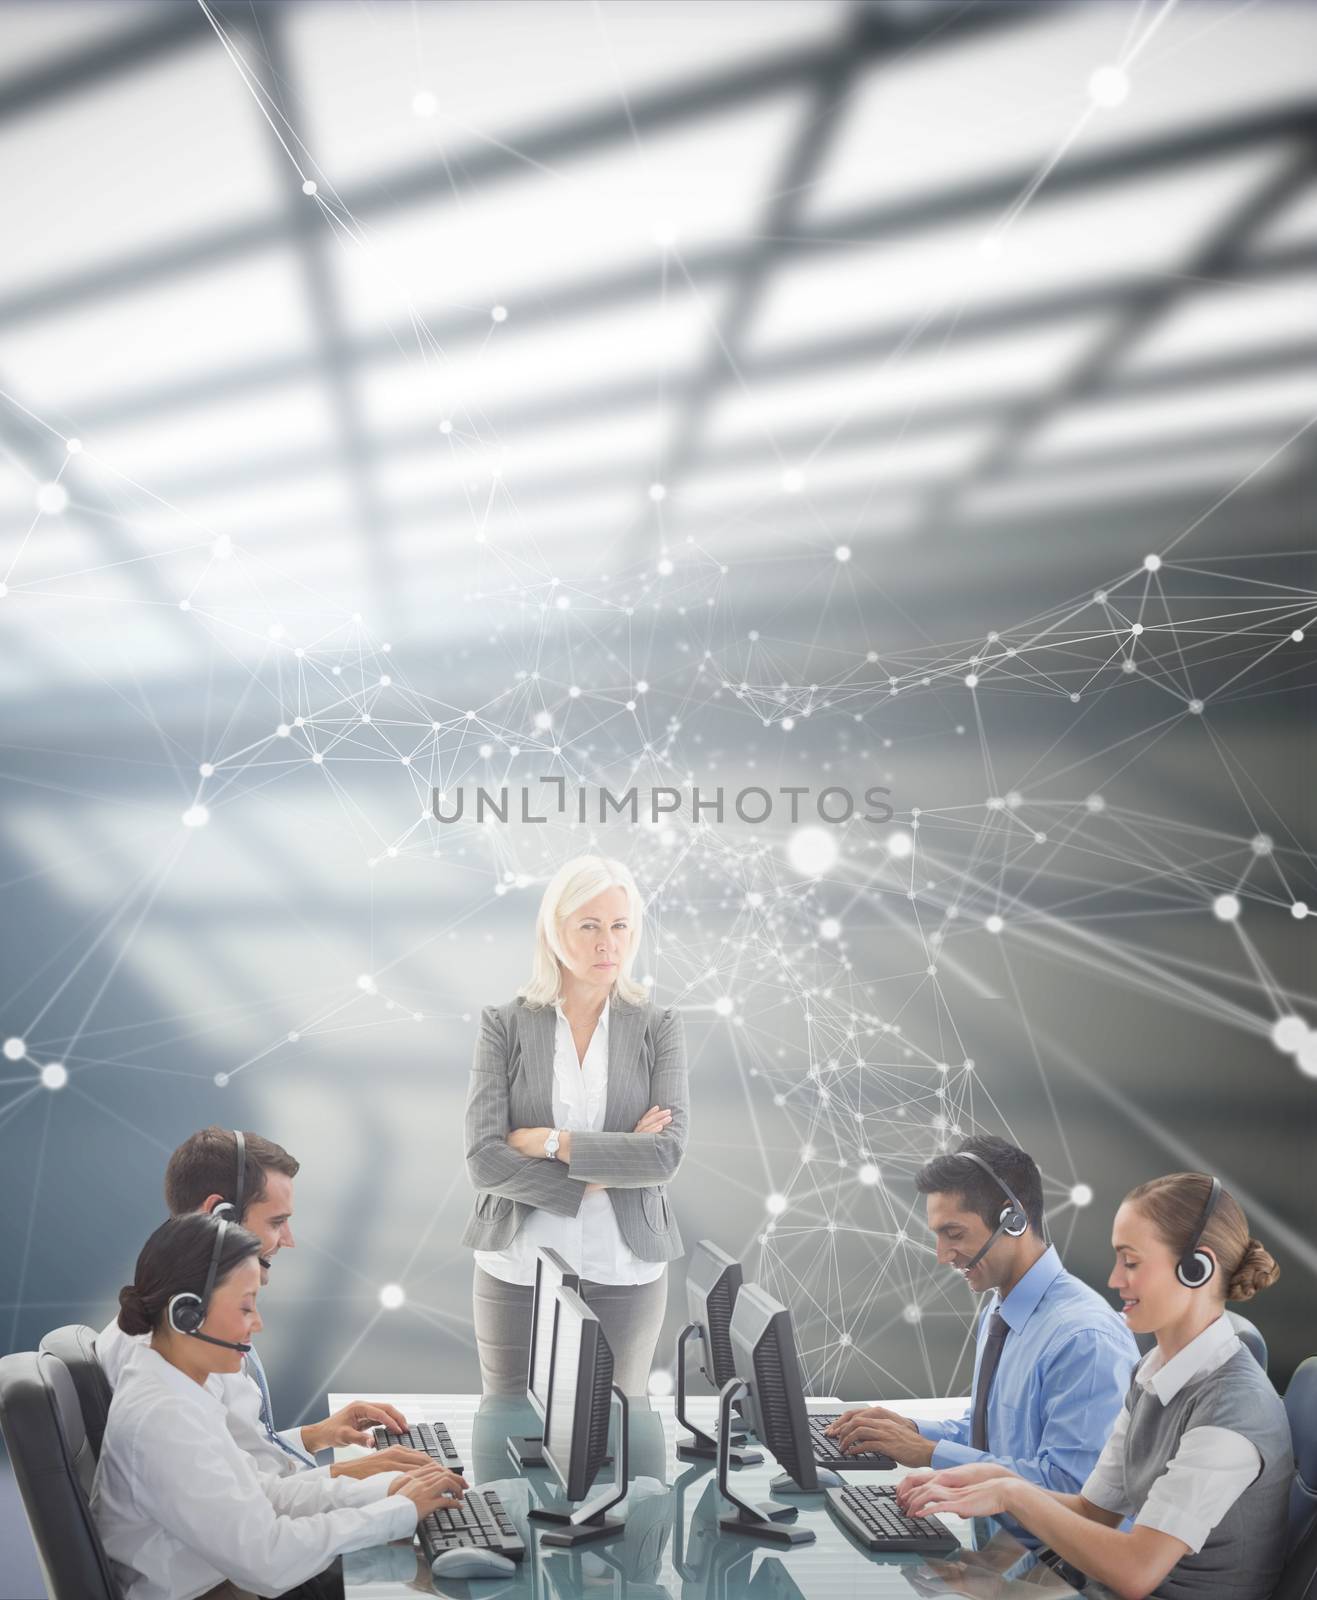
[
  {"x1": 826, "y1": 1404, "x2": 919, "y2": 1441},
  {"x1": 389, "y1": 1465, "x2": 468, "y2": 1517},
  {"x1": 833, "y1": 1411, "x2": 934, "y2": 1468},
  {"x1": 331, "y1": 1444, "x2": 434, "y2": 1480},
  {"x1": 306, "y1": 1399, "x2": 410, "y2": 1451}
]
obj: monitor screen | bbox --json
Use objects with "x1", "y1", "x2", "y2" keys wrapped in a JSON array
[
  {"x1": 528, "y1": 1247, "x2": 578, "y2": 1423},
  {"x1": 544, "y1": 1291, "x2": 585, "y2": 1481},
  {"x1": 729, "y1": 1282, "x2": 817, "y2": 1491},
  {"x1": 684, "y1": 1240, "x2": 743, "y2": 1388}
]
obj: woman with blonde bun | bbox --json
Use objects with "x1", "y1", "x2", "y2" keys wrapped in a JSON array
[
  {"x1": 898, "y1": 1172, "x2": 1292, "y2": 1600},
  {"x1": 462, "y1": 854, "x2": 687, "y2": 1398}
]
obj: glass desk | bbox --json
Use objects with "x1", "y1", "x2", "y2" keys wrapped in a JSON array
[{"x1": 329, "y1": 1393, "x2": 1084, "y2": 1600}]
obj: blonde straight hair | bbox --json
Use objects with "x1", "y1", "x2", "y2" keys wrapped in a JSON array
[{"x1": 519, "y1": 854, "x2": 648, "y2": 1008}]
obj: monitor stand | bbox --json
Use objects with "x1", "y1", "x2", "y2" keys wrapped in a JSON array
[
  {"x1": 532, "y1": 1386, "x2": 629, "y2": 1548},
  {"x1": 715, "y1": 1379, "x2": 814, "y2": 1546},
  {"x1": 508, "y1": 1434, "x2": 547, "y2": 1469},
  {"x1": 674, "y1": 1323, "x2": 763, "y2": 1466}
]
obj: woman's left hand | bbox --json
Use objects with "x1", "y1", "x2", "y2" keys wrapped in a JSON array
[{"x1": 921, "y1": 1477, "x2": 1017, "y2": 1520}]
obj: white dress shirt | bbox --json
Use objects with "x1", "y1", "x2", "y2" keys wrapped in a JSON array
[
  {"x1": 474, "y1": 1002, "x2": 666, "y2": 1288},
  {"x1": 90, "y1": 1343, "x2": 415, "y2": 1600},
  {"x1": 1082, "y1": 1314, "x2": 1262, "y2": 1552},
  {"x1": 97, "y1": 1317, "x2": 313, "y2": 1478}
]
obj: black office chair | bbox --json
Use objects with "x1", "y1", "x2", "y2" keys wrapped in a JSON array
[
  {"x1": 1285, "y1": 1356, "x2": 1317, "y2": 1553},
  {"x1": 1274, "y1": 1514, "x2": 1317, "y2": 1600},
  {"x1": 39, "y1": 1323, "x2": 113, "y2": 1461},
  {"x1": 0, "y1": 1350, "x2": 124, "y2": 1600}
]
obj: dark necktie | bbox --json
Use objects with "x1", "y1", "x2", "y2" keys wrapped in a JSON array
[{"x1": 970, "y1": 1309, "x2": 1010, "y2": 1452}]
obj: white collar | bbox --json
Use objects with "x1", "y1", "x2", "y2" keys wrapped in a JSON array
[
  {"x1": 555, "y1": 1000, "x2": 610, "y2": 1035},
  {"x1": 1136, "y1": 1313, "x2": 1241, "y2": 1405},
  {"x1": 124, "y1": 1341, "x2": 228, "y2": 1414}
]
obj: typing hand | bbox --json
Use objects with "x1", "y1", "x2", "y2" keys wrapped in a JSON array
[
  {"x1": 332, "y1": 1444, "x2": 434, "y2": 1480},
  {"x1": 825, "y1": 1404, "x2": 917, "y2": 1443},
  {"x1": 900, "y1": 1463, "x2": 1014, "y2": 1518},
  {"x1": 837, "y1": 1415, "x2": 934, "y2": 1467},
  {"x1": 921, "y1": 1476, "x2": 1017, "y2": 1521},
  {"x1": 632, "y1": 1106, "x2": 672, "y2": 1134},
  {"x1": 311, "y1": 1399, "x2": 409, "y2": 1449},
  {"x1": 390, "y1": 1466, "x2": 469, "y2": 1518}
]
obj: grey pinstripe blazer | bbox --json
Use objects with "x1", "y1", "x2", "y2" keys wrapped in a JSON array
[{"x1": 461, "y1": 995, "x2": 687, "y2": 1264}]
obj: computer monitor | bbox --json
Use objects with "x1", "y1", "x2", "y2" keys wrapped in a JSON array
[
  {"x1": 685, "y1": 1239, "x2": 742, "y2": 1388},
  {"x1": 675, "y1": 1240, "x2": 761, "y2": 1465},
  {"x1": 528, "y1": 1286, "x2": 629, "y2": 1549},
  {"x1": 711, "y1": 1283, "x2": 817, "y2": 1545},
  {"x1": 508, "y1": 1246, "x2": 579, "y2": 1469}
]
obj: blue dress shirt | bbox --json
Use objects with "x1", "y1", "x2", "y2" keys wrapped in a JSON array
[{"x1": 917, "y1": 1246, "x2": 1138, "y2": 1499}]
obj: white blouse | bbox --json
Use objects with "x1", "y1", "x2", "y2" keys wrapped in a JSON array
[
  {"x1": 90, "y1": 1344, "x2": 415, "y2": 1600},
  {"x1": 474, "y1": 1001, "x2": 665, "y2": 1288}
]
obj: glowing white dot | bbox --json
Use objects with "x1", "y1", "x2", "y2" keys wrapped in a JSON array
[
  {"x1": 835, "y1": 545, "x2": 851, "y2": 563},
  {"x1": 653, "y1": 223, "x2": 677, "y2": 249},
  {"x1": 1143, "y1": 554, "x2": 1161, "y2": 572},
  {"x1": 713, "y1": 996, "x2": 734, "y2": 1017},
  {"x1": 199, "y1": 762, "x2": 215, "y2": 778},
  {"x1": 985, "y1": 914, "x2": 1004, "y2": 934},
  {"x1": 1297, "y1": 1033, "x2": 1317, "y2": 1080},
  {"x1": 978, "y1": 234, "x2": 1003, "y2": 260},
  {"x1": 212, "y1": 534, "x2": 233, "y2": 560},
  {"x1": 1130, "y1": 623, "x2": 1144, "y2": 637},
  {"x1": 40, "y1": 1062, "x2": 67, "y2": 1091},
  {"x1": 65, "y1": 437, "x2": 82, "y2": 454},
  {"x1": 568, "y1": 685, "x2": 581, "y2": 698},
  {"x1": 412, "y1": 89, "x2": 437, "y2": 117},
  {"x1": 781, "y1": 717, "x2": 795, "y2": 731},
  {"x1": 36, "y1": 482, "x2": 68, "y2": 515},
  {"x1": 902, "y1": 1303, "x2": 922, "y2": 1324},
  {"x1": 275, "y1": 723, "x2": 290, "y2": 738},
  {"x1": 1292, "y1": 630, "x2": 1305, "y2": 643},
  {"x1": 657, "y1": 558, "x2": 674, "y2": 576},
  {"x1": 787, "y1": 826, "x2": 839, "y2": 878},
  {"x1": 439, "y1": 419, "x2": 453, "y2": 435},
  {"x1": 379, "y1": 1284, "x2": 406, "y2": 1311},
  {"x1": 1272, "y1": 1016, "x2": 1308, "y2": 1055},
  {"x1": 182, "y1": 804, "x2": 210, "y2": 828},
  {"x1": 636, "y1": 680, "x2": 649, "y2": 694},
  {"x1": 2, "y1": 1038, "x2": 26, "y2": 1062},
  {"x1": 819, "y1": 917, "x2": 841, "y2": 941},
  {"x1": 1251, "y1": 834, "x2": 1273, "y2": 856},
  {"x1": 765, "y1": 1193, "x2": 788, "y2": 1216},
  {"x1": 1212, "y1": 894, "x2": 1241, "y2": 922},
  {"x1": 965, "y1": 673, "x2": 979, "y2": 688},
  {"x1": 357, "y1": 974, "x2": 378, "y2": 994},
  {"x1": 1070, "y1": 1183, "x2": 1093, "y2": 1207},
  {"x1": 647, "y1": 1369, "x2": 674, "y2": 1397},
  {"x1": 311, "y1": 752, "x2": 324, "y2": 764},
  {"x1": 534, "y1": 711, "x2": 553, "y2": 731},
  {"x1": 886, "y1": 829, "x2": 913, "y2": 859},
  {"x1": 0, "y1": 583, "x2": 7, "y2": 598},
  {"x1": 1188, "y1": 700, "x2": 1204, "y2": 715},
  {"x1": 782, "y1": 468, "x2": 805, "y2": 494},
  {"x1": 178, "y1": 598, "x2": 191, "y2": 612},
  {"x1": 268, "y1": 623, "x2": 285, "y2": 640},
  {"x1": 302, "y1": 179, "x2": 317, "y2": 196},
  {"x1": 1292, "y1": 901, "x2": 1310, "y2": 920},
  {"x1": 491, "y1": 305, "x2": 508, "y2": 323},
  {"x1": 857, "y1": 1163, "x2": 879, "y2": 1186},
  {"x1": 1088, "y1": 64, "x2": 1130, "y2": 107},
  {"x1": 649, "y1": 482, "x2": 667, "y2": 502}
]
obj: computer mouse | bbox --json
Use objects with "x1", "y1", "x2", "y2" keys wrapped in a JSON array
[{"x1": 430, "y1": 1548, "x2": 518, "y2": 1580}]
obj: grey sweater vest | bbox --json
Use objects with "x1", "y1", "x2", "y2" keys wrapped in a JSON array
[{"x1": 1121, "y1": 1345, "x2": 1293, "y2": 1600}]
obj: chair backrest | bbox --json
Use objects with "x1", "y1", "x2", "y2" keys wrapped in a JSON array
[
  {"x1": 1273, "y1": 1507, "x2": 1317, "y2": 1600},
  {"x1": 39, "y1": 1324, "x2": 113, "y2": 1460},
  {"x1": 1286, "y1": 1356, "x2": 1317, "y2": 1553},
  {"x1": 0, "y1": 1350, "x2": 123, "y2": 1600},
  {"x1": 1227, "y1": 1310, "x2": 1269, "y2": 1373}
]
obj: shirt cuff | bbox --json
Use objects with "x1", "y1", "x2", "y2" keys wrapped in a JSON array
[
  {"x1": 333, "y1": 1470, "x2": 401, "y2": 1508},
  {"x1": 1134, "y1": 1502, "x2": 1211, "y2": 1554},
  {"x1": 1081, "y1": 1471, "x2": 1131, "y2": 1517},
  {"x1": 931, "y1": 1439, "x2": 985, "y2": 1469},
  {"x1": 375, "y1": 1491, "x2": 420, "y2": 1541}
]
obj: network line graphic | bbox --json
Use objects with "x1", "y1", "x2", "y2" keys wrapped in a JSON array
[{"x1": 0, "y1": 0, "x2": 1314, "y2": 1416}]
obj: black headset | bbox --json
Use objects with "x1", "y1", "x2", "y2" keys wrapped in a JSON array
[
  {"x1": 958, "y1": 1150, "x2": 1032, "y2": 1274},
  {"x1": 166, "y1": 1130, "x2": 253, "y2": 1353},
  {"x1": 1175, "y1": 1176, "x2": 1222, "y2": 1289}
]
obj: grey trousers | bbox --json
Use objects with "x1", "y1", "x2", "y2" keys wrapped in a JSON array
[{"x1": 472, "y1": 1264, "x2": 667, "y2": 1398}]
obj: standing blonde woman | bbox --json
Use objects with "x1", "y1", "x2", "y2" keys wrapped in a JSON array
[{"x1": 462, "y1": 855, "x2": 687, "y2": 1397}]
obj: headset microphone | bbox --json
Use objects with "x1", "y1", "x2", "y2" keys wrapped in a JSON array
[
  {"x1": 957, "y1": 1150, "x2": 1032, "y2": 1275},
  {"x1": 167, "y1": 1216, "x2": 252, "y2": 1352}
]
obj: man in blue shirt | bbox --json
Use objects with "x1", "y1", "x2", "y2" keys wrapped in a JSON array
[{"x1": 828, "y1": 1135, "x2": 1137, "y2": 1511}]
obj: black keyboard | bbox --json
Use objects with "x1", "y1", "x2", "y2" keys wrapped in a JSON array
[
  {"x1": 372, "y1": 1420, "x2": 464, "y2": 1474},
  {"x1": 809, "y1": 1414, "x2": 896, "y2": 1470},
  {"x1": 417, "y1": 1485, "x2": 526, "y2": 1564},
  {"x1": 826, "y1": 1484, "x2": 959, "y2": 1555}
]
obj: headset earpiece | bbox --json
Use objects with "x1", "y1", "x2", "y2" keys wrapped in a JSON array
[
  {"x1": 168, "y1": 1292, "x2": 204, "y2": 1335},
  {"x1": 1176, "y1": 1177, "x2": 1222, "y2": 1289},
  {"x1": 999, "y1": 1200, "x2": 1030, "y2": 1239}
]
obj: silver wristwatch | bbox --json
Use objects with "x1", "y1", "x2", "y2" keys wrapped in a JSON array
[{"x1": 543, "y1": 1128, "x2": 562, "y2": 1161}]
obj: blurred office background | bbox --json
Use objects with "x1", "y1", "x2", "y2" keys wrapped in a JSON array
[{"x1": 1, "y1": 1, "x2": 1314, "y2": 1590}]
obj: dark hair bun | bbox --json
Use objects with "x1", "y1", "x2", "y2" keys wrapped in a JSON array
[
  {"x1": 1227, "y1": 1238, "x2": 1280, "y2": 1302},
  {"x1": 117, "y1": 1283, "x2": 154, "y2": 1336}
]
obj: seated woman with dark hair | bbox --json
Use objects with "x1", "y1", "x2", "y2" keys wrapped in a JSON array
[{"x1": 91, "y1": 1213, "x2": 465, "y2": 1600}]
